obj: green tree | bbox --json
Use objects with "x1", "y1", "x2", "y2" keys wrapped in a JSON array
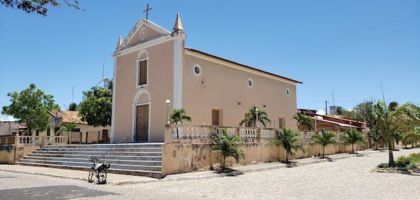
[
  {"x1": 68, "y1": 102, "x2": 78, "y2": 111},
  {"x1": 336, "y1": 107, "x2": 354, "y2": 118},
  {"x1": 403, "y1": 127, "x2": 420, "y2": 148},
  {"x1": 342, "y1": 129, "x2": 364, "y2": 154},
  {"x1": 239, "y1": 106, "x2": 271, "y2": 128},
  {"x1": 170, "y1": 108, "x2": 191, "y2": 125},
  {"x1": 312, "y1": 129, "x2": 336, "y2": 158},
  {"x1": 368, "y1": 130, "x2": 382, "y2": 150},
  {"x1": 58, "y1": 123, "x2": 76, "y2": 144},
  {"x1": 2, "y1": 83, "x2": 59, "y2": 135},
  {"x1": 170, "y1": 108, "x2": 191, "y2": 139},
  {"x1": 79, "y1": 79, "x2": 112, "y2": 127},
  {"x1": 353, "y1": 101, "x2": 376, "y2": 128},
  {"x1": 294, "y1": 112, "x2": 313, "y2": 132},
  {"x1": 273, "y1": 128, "x2": 305, "y2": 163},
  {"x1": 210, "y1": 129, "x2": 244, "y2": 169},
  {"x1": 0, "y1": 0, "x2": 81, "y2": 16},
  {"x1": 374, "y1": 101, "x2": 420, "y2": 167}
]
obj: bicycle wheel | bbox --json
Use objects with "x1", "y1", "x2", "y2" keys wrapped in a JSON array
[
  {"x1": 97, "y1": 169, "x2": 107, "y2": 184},
  {"x1": 87, "y1": 168, "x2": 95, "y2": 183}
]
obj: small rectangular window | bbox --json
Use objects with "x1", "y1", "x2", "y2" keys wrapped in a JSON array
[
  {"x1": 279, "y1": 118, "x2": 286, "y2": 129},
  {"x1": 138, "y1": 60, "x2": 147, "y2": 85}
]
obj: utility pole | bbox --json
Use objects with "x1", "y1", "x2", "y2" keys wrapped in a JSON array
[{"x1": 325, "y1": 101, "x2": 329, "y2": 115}]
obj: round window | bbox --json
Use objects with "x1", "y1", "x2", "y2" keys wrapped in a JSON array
[
  {"x1": 247, "y1": 78, "x2": 254, "y2": 88},
  {"x1": 286, "y1": 88, "x2": 291, "y2": 96},
  {"x1": 193, "y1": 64, "x2": 201, "y2": 76}
]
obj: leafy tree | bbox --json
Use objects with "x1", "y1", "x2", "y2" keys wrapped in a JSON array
[
  {"x1": 294, "y1": 112, "x2": 313, "y2": 132},
  {"x1": 336, "y1": 107, "x2": 354, "y2": 118},
  {"x1": 368, "y1": 130, "x2": 382, "y2": 150},
  {"x1": 403, "y1": 127, "x2": 420, "y2": 148},
  {"x1": 353, "y1": 101, "x2": 376, "y2": 129},
  {"x1": 0, "y1": 0, "x2": 81, "y2": 16},
  {"x1": 57, "y1": 123, "x2": 76, "y2": 144},
  {"x1": 273, "y1": 128, "x2": 305, "y2": 163},
  {"x1": 391, "y1": 129, "x2": 402, "y2": 149},
  {"x1": 2, "y1": 83, "x2": 59, "y2": 135},
  {"x1": 210, "y1": 129, "x2": 244, "y2": 169},
  {"x1": 240, "y1": 106, "x2": 271, "y2": 128},
  {"x1": 312, "y1": 129, "x2": 336, "y2": 158},
  {"x1": 342, "y1": 129, "x2": 364, "y2": 154},
  {"x1": 68, "y1": 102, "x2": 78, "y2": 111},
  {"x1": 170, "y1": 108, "x2": 191, "y2": 139},
  {"x1": 79, "y1": 79, "x2": 112, "y2": 127}
]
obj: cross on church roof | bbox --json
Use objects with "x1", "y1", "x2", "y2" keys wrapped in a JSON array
[{"x1": 143, "y1": 3, "x2": 152, "y2": 20}]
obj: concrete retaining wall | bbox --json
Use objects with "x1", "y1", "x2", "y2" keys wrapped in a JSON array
[
  {"x1": 0, "y1": 145, "x2": 39, "y2": 164},
  {"x1": 162, "y1": 128, "x2": 362, "y2": 175}
]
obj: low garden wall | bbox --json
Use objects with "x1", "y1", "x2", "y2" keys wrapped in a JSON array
[
  {"x1": 162, "y1": 126, "x2": 363, "y2": 175},
  {"x1": 0, "y1": 145, "x2": 39, "y2": 164}
]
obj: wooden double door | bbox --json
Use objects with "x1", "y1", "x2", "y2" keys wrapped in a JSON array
[{"x1": 136, "y1": 104, "x2": 149, "y2": 142}]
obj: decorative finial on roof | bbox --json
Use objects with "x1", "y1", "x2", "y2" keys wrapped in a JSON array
[
  {"x1": 116, "y1": 35, "x2": 123, "y2": 49},
  {"x1": 172, "y1": 13, "x2": 184, "y2": 35}
]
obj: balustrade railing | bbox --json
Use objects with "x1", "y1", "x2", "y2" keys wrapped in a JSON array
[{"x1": 171, "y1": 125, "x2": 276, "y2": 142}]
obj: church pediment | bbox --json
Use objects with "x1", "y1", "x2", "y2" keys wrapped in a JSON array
[{"x1": 120, "y1": 19, "x2": 170, "y2": 49}]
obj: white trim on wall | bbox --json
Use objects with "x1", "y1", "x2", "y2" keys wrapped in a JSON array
[
  {"x1": 110, "y1": 58, "x2": 117, "y2": 143},
  {"x1": 136, "y1": 50, "x2": 149, "y2": 89},
  {"x1": 131, "y1": 89, "x2": 152, "y2": 142},
  {"x1": 114, "y1": 36, "x2": 173, "y2": 58},
  {"x1": 173, "y1": 38, "x2": 183, "y2": 109}
]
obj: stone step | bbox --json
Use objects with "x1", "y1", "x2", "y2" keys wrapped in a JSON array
[
  {"x1": 22, "y1": 157, "x2": 162, "y2": 166},
  {"x1": 17, "y1": 160, "x2": 162, "y2": 171},
  {"x1": 25, "y1": 154, "x2": 162, "y2": 161},
  {"x1": 31, "y1": 151, "x2": 162, "y2": 156},
  {"x1": 17, "y1": 162, "x2": 163, "y2": 178},
  {"x1": 38, "y1": 147, "x2": 162, "y2": 152}
]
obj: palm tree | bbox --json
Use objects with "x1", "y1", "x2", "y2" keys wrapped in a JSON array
[
  {"x1": 312, "y1": 129, "x2": 336, "y2": 158},
  {"x1": 58, "y1": 123, "x2": 76, "y2": 144},
  {"x1": 210, "y1": 129, "x2": 245, "y2": 169},
  {"x1": 294, "y1": 112, "x2": 313, "y2": 132},
  {"x1": 170, "y1": 108, "x2": 191, "y2": 139},
  {"x1": 374, "y1": 101, "x2": 420, "y2": 167},
  {"x1": 373, "y1": 101, "x2": 396, "y2": 166},
  {"x1": 403, "y1": 127, "x2": 420, "y2": 148},
  {"x1": 342, "y1": 129, "x2": 364, "y2": 154},
  {"x1": 239, "y1": 106, "x2": 271, "y2": 128},
  {"x1": 273, "y1": 128, "x2": 305, "y2": 163}
]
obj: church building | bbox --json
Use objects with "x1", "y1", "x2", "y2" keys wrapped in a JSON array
[{"x1": 111, "y1": 14, "x2": 302, "y2": 143}]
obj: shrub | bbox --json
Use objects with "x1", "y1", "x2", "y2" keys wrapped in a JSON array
[
  {"x1": 377, "y1": 163, "x2": 388, "y2": 169},
  {"x1": 396, "y1": 156, "x2": 411, "y2": 168},
  {"x1": 210, "y1": 129, "x2": 245, "y2": 170}
]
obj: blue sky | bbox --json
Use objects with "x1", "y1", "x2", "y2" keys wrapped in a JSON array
[{"x1": 1, "y1": 0, "x2": 419, "y2": 114}]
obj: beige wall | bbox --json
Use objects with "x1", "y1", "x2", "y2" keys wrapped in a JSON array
[
  {"x1": 182, "y1": 52, "x2": 298, "y2": 130},
  {"x1": 162, "y1": 142, "x2": 361, "y2": 175},
  {"x1": 113, "y1": 22, "x2": 299, "y2": 143},
  {"x1": 0, "y1": 145, "x2": 39, "y2": 164},
  {"x1": 113, "y1": 39, "x2": 174, "y2": 142}
]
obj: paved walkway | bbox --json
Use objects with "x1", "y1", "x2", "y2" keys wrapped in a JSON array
[
  {"x1": 0, "y1": 148, "x2": 419, "y2": 199},
  {"x1": 0, "y1": 149, "x2": 378, "y2": 184}
]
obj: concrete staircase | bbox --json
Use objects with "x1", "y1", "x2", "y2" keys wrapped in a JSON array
[{"x1": 17, "y1": 143, "x2": 164, "y2": 178}]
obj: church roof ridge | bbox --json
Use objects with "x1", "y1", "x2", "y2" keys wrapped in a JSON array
[{"x1": 185, "y1": 48, "x2": 302, "y2": 84}]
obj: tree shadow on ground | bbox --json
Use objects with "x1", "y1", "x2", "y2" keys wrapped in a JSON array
[{"x1": 214, "y1": 168, "x2": 244, "y2": 177}]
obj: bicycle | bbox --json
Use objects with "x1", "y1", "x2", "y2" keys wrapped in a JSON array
[{"x1": 87, "y1": 156, "x2": 110, "y2": 184}]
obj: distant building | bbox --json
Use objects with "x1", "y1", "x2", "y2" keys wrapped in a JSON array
[
  {"x1": 0, "y1": 121, "x2": 26, "y2": 136},
  {"x1": 298, "y1": 109, "x2": 367, "y2": 133}
]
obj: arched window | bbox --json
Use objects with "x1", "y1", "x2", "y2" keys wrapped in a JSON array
[
  {"x1": 137, "y1": 51, "x2": 148, "y2": 86},
  {"x1": 286, "y1": 88, "x2": 291, "y2": 96}
]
